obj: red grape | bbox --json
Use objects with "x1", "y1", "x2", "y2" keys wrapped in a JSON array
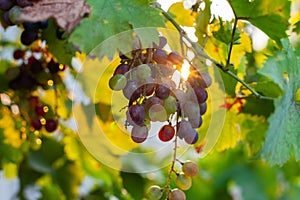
[
  {"x1": 45, "y1": 119, "x2": 58, "y2": 132},
  {"x1": 114, "y1": 63, "x2": 129, "y2": 75},
  {"x1": 158, "y1": 124, "x2": 175, "y2": 142},
  {"x1": 168, "y1": 52, "x2": 183, "y2": 65},
  {"x1": 182, "y1": 160, "x2": 199, "y2": 177},
  {"x1": 31, "y1": 118, "x2": 42, "y2": 130},
  {"x1": 169, "y1": 189, "x2": 186, "y2": 200},
  {"x1": 153, "y1": 49, "x2": 168, "y2": 64}
]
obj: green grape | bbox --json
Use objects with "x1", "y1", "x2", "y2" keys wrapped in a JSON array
[
  {"x1": 182, "y1": 160, "x2": 199, "y2": 177},
  {"x1": 148, "y1": 104, "x2": 167, "y2": 122},
  {"x1": 136, "y1": 64, "x2": 152, "y2": 80},
  {"x1": 146, "y1": 185, "x2": 163, "y2": 200},
  {"x1": 109, "y1": 74, "x2": 127, "y2": 91},
  {"x1": 175, "y1": 173, "x2": 192, "y2": 191},
  {"x1": 169, "y1": 189, "x2": 186, "y2": 200},
  {"x1": 164, "y1": 95, "x2": 177, "y2": 114}
]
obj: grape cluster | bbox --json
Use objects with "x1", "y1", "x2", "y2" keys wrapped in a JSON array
[
  {"x1": 6, "y1": 44, "x2": 65, "y2": 133},
  {"x1": 109, "y1": 36, "x2": 212, "y2": 145},
  {"x1": 146, "y1": 160, "x2": 199, "y2": 200}
]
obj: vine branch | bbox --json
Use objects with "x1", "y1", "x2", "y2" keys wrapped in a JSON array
[{"x1": 152, "y1": 2, "x2": 274, "y2": 101}]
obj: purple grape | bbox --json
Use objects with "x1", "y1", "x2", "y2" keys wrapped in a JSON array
[
  {"x1": 140, "y1": 77, "x2": 155, "y2": 96},
  {"x1": 193, "y1": 87, "x2": 208, "y2": 103},
  {"x1": 13, "y1": 49, "x2": 25, "y2": 60},
  {"x1": 153, "y1": 49, "x2": 168, "y2": 64},
  {"x1": 30, "y1": 59, "x2": 43, "y2": 74},
  {"x1": 23, "y1": 22, "x2": 40, "y2": 32},
  {"x1": 155, "y1": 84, "x2": 170, "y2": 99},
  {"x1": 184, "y1": 129, "x2": 198, "y2": 144},
  {"x1": 177, "y1": 120, "x2": 193, "y2": 139},
  {"x1": 3, "y1": 11, "x2": 13, "y2": 26},
  {"x1": 183, "y1": 101, "x2": 200, "y2": 120},
  {"x1": 45, "y1": 119, "x2": 58, "y2": 132},
  {"x1": 20, "y1": 30, "x2": 38, "y2": 46},
  {"x1": 114, "y1": 63, "x2": 129, "y2": 75},
  {"x1": 122, "y1": 80, "x2": 139, "y2": 101},
  {"x1": 31, "y1": 118, "x2": 42, "y2": 130},
  {"x1": 189, "y1": 116, "x2": 202, "y2": 129},
  {"x1": 47, "y1": 60, "x2": 60, "y2": 74},
  {"x1": 153, "y1": 36, "x2": 167, "y2": 49},
  {"x1": 199, "y1": 72, "x2": 212, "y2": 88},
  {"x1": 16, "y1": 0, "x2": 33, "y2": 7},
  {"x1": 199, "y1": 102, "x2": 207, "y2": 115},
  {"x1": 131, "y1": 125, "x2": 148, "y2": 143},
  {"x1": 128, "y1": 104, "x2": 145, "y2": 126},
  {"x1": 145, "y1": 96, "x2": 163, "y2": 109}
]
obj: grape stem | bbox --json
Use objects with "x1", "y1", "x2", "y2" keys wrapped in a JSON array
[{"x1": 151, "y1": 3, "x2": 275, "y2": 101}]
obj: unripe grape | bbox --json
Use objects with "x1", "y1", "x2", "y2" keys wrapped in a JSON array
[
  {"x1": 175, "y1": 173, "x2": 192, "y2": 190},
  {"x1": 158, "y1": 124, "x2": 175, "y2": 142},
  {"x1": 136, "y1": 64, "x2": 152, "y2": 80},
  {"x1": 164, "y1": 96, "x2": 177, "y2": 114},
  {"x1": 109, "y1": 74, "x2": 127, "y2": 91},
  {"x1": 146, "y1": 185, "x2": 163, "y2": 200},
  {"x1": 169, "y1": 189, "x2": 186, "y2": 200},
  {"x1": 182, "y1": 160, "x2": 199, "y2": 177},
  {"x1": 148, "y1": 104, "x2": 167, "y2": 122}
]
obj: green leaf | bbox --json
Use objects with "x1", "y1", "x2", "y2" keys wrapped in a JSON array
[
  {"x1": 121, "y1": 171, "x2": 146, "y2": 199},
  {"x1": 195, "y1": 0, "x2": 211, "y2": 43},
  {"x1": 168, "y1": 2, "x2": 195, "y2": 27},
  {"x1": 229, "y1": 0, "x2": 290, "y2": 44},
  {"x1": 42, "y1": 20, "x2": 75, "y2": 65},
  {"x1": 293, "y1": 21, "x2": 300, "y2": 33},
  {"x1": 213, "y1": 19, "x2": 240, "y2": 45},
  {"x1": 69, "y1": 0, "x2": 165, "y2": 53},
  {"x1": 259, "y1": 39, "x2": 300, "y2": 166},
  {"x1": 219, "y1": 68, "x2": 238, "y2": 97},
  {"x1": 242, "y1": 97, "x2": 274, "y2": 118}
]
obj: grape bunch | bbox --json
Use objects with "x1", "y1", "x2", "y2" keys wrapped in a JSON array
[
  {"x1": 109, "y1": 36, "x2": 212, "y2": 145},
  {"x1": 6, "y1": 43, "x2": 66, "y2": 133},
  {"x1": 146, "y1": 160, "x2": 199, "y2": 200}
]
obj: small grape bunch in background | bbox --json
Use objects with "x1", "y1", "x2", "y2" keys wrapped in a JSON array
[
  {"x1": 146, "y1": 160, "x2": 199, "y2": 200},
  {"x1": 108, "y1": 35, "x2": 212, "y2": 145}
]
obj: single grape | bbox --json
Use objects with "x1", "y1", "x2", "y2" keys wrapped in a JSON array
[
  {"x1": 113, "y1": 63, "x2": 129, "y2": 75},
  {"x1": 146, "y1": 185, "x2": 163, "y2": 200},
  {"x1": 157, "y1": 62, "x2": 175, "y2": 77},
  {"x1": 153, "y1": 36, "x2": 167, "y2": 49},
  {"x1": 175, "y1": 173, "x2": 192, "y2": 190},
  {"x1": 183, "y1": 101, "x2": 200, "y2": 120},
  {"x1": 199, "y1": 102, "x2": 207, "y2": 115},
  {"x1": 35, "y1": 105, "x2": 45, "y2": 116},
  {"x1": 109, "y1": 74, "x2": 127, "y2": 91},
  {"x1": 189, "y1": 116, "x2": 202, "y2": 129},
  {"x1": 158, "y1": 124, "x2": 175, "y2": 142},
  {"x1": 45, "y1": 119, "x2": 58, "y2": 132},
  {"x1": 155, "y1": 84, "x2": 170, "y2": 99},
  {"x1": 3, "y1": 11, "x2": 13, "y2": 26},
  {"x1": 193, "y1": 86, "x2": 208, "y2": 103},
  {"x1": 145, "y1": 96, "x2": 163, "y2": 109},
  {"x1": 0, "y1": 0, "x2": 14, "y2": 10},
  {"x1": 169, "y1": 189, "x2": 186, "y2": 200},
  {"x1": 128, "y1": 104, "x2": 145, "y2": 125},
  {"x1": 47, "y1": 60, "x2": 60, "y2": 74},
  {"x1": 122, "y1": 80, "x2": 139, "y2": 101},
  {"x1": 20, "y1": 30, "x2": 38, "y2": 46},
  {"x1": 168, "y1": 52, "x2": 183, "y2": 65},
  {"x1": 131, "y1": 125, "x2": 148, "y2": 143},
  {"x1": 135, "y1": 64, "x2": 151, "y2": 80},
  {"x1": 153, "y1": 49, "x2": 168, "y2": 64},
  {"x1": 31, "y1": 118, "x2": 42, "y2": 130},
  {"x1": 148, "y1": 104, "x2": 167, "y2": 122},
  {"x1": 183, "y1": 130, "x2": 198, "y2": 145},
  {"x1": 164, "y1": 96, "x2": 177, "y2": 114},
  {"x1": 13, "y1": 49, "x2": 25, "y2": 60},
  {"x1": 182, "y1": 160, "x2": 199, "y2": 177},
  {"x1": 177, "y1": 120, "x2": 193, "y2": 139}
]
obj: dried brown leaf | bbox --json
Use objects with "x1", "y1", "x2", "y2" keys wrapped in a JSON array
[{"x1": 14, "y1": 0, "x2": 90, "y2": 33}]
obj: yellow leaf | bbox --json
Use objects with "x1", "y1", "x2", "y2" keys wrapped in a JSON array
[
  {"x1": 168, "y1": 2, "x2": 196, "y2": 27},
  {"x1": 41, "y1": 90, "x2": 69, "y2": 118},
  {"x1": 295, "y1": 88, "x2": 300, "y2": 102},
  {"x1": 3, "y1": 162, "x2": 18, "y2": 178}
]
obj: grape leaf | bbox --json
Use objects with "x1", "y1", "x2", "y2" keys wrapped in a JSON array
[
  {"x1": 228, "y1": 0, "x2": 290, "y2": 44},
  {"x1": 259, "y1": 39, "x2": 300, "y2": 166},
  {"x1": 168, "y1": 2, "x2": 196, "y2": 27},
  {"x1": 195, "y1": 0, "x2": 211, "y2": 44},
  {"x1": 69, "y1": 0, "x2": 165, "y2": 53},
  {"x1": 11, "y1": 0, "x2": 91, "y2": 33},
  {"x1": 293, "y1": 21, "x2": 300, "y2": 33}
]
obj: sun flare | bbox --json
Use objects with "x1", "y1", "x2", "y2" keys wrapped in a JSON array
[{"x1": 181, "y1": 60, "x2": 190, "y2": 81}]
